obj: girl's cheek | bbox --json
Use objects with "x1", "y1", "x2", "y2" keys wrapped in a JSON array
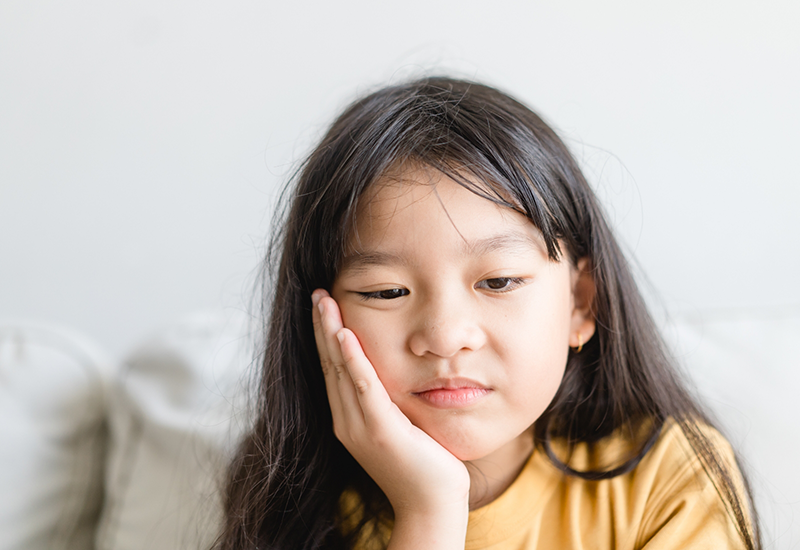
[
  {"x1": 358, "y1": 336, "x2": 395, "y2": 376},
  {"x1": 340, "y1": 316, "x2": 391, "y2": 369},
  {"x1": 354, "y1": 329, "x2": 407, "y2": 391}
]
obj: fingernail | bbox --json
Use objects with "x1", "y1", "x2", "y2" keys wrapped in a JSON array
[
  {"x1": 336, "y1": 331, "x2": 345, "y2": 343},
  {"x1": 311, "y1": 292, "x2": 321, "y2": 307}
]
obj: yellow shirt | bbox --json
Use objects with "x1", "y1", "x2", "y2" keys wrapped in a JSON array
[
  {"x1": 347, "y1": 420, "x2": 750, "y2": 549},
  {"x1": 464, "y1": 420, "x2": 747, "y2": 549}
]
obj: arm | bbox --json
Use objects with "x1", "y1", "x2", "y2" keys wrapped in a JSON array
[{"x1": 312, "y1": 290, "x2": 469, "y2": 550}]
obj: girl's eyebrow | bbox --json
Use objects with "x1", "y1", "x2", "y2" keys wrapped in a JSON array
[
  {"x1": 340, "y1": 232, "x2": 545, "y2": 274},
  {"x1": 466, "y1": 232, "x2": 545, "y2": 258},
  {"x1": 339, "y1": 251, "x2": 408, "y2": 274}
]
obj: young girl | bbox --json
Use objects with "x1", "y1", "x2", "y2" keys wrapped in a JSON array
[{"x1": 215, "y1": 77, "x2": 760, "y2": 549}]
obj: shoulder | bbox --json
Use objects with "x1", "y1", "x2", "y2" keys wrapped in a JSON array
[
  {"x1": 550, "y1": 418, "x2": 750, "y2": 549},
  {"x1": 627, "y1": 418, "x2": 750, "y2": 549},
  {"x1": 558, "y1": 417, "x2": 737, "y2": 487},
  {"x1": 634, "y1": 418, "x2": 733, "y2": 490},
  {"x1": 634, "y1": 418, "x2": 740, "y2": 507}
]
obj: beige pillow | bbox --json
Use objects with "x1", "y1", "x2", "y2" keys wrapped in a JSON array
[
  {"x1": 0, "y1": 322, "x2": 112, "y2": 550},
  {"x1": 95, "y1": 311, "x2": 254, "y2": 550}
]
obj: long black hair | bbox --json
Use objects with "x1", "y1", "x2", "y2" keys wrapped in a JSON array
[{"x1": 214, "y1": 77, "x2": 760, "y2": 549}]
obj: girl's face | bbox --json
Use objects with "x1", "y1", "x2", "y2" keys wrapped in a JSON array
[{"x1": 331, "y1": 167, "x2": 595, "y2": 465}]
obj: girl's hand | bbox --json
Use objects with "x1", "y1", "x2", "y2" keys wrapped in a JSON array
[{"x1": 312, "y1": 289, "x2": 470, "y2": 547}]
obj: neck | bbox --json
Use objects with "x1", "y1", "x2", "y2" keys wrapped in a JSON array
[{"x1": 465, "y1": 429, "x2": 535, "y2": 510}]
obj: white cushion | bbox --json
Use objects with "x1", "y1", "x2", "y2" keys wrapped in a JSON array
[
  {"x1": 0, "y1": 322, "x2": 113, "y2": 550},
  {"x1": 95, "y1": 311, "x2": 253, "y2": 550}
]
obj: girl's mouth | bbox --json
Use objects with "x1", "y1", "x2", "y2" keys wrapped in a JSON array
[{"x1": 412, "y1": 378, "x2": 491, "y2": 408}]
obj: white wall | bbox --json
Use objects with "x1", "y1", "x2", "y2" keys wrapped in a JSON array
[
  {"x1": 3, "y1": 0, "x2": 798, "y2": 357},
  {"x1": 2, "y1": 0, "x2": 799, "y2": 545}
]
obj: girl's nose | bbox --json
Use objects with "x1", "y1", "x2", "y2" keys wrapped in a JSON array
[{"x1": 407, "y1": 296, "x2": 487, "y2": 358}]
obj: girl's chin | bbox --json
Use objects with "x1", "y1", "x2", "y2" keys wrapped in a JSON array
[
  {"x1": 425, "y1": 426, "x2": 536, "y2": 465},
  {"x1": 429, "y1": 435, "x2": 500, "y2": 463}
]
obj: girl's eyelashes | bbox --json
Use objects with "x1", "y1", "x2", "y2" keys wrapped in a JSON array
[
  {"x1": 357, "y1": 288, "x2": 410, "y2": 301},
  {"x1": 476, "y1": 277, "x2": 526, "y2": 292},
  {"x1": 354, "y1": 278, "x2": 526, "y2": 300}
]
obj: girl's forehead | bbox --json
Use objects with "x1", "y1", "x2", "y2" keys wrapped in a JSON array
[
  {"x1": 348, "y1": 167, "x2": 547, "y2": 256},
  {"x1": 358, "y1": 166, "x2": 498, "y2": 220},
  {"x1": 359, "y1": 165, "x2": 442, "y2": 206}
]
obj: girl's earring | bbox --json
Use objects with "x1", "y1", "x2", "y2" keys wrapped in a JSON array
[{"x1": 573, "y1": 332, "x2": 583, "y2": 353}]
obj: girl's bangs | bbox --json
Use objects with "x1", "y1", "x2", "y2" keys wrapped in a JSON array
[{"x1": 341, "y1": 156, "x2": 566, "y2": 271}]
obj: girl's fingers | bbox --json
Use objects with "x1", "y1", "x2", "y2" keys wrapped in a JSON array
[
  {"x1": 312, "y1": 292, "x2": 363, "y2": 428},
  {"x1": 319, "y1": 297, "x2": 363, "y2": 425},
  {"x1": 311, "y1": 290, "x2": 344, "y2": 420},
  {"x1": 336, "y1": 327, "x2": 393, "y2": 429}
]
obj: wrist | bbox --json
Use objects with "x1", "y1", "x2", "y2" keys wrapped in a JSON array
[{"x1": 388, "y1": 502, "x2": 469, "y2": 550}]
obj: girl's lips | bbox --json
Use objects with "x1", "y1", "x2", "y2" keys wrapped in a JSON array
[{"x1": 413, "y1": 386, "x2": 492, "y2": 409}]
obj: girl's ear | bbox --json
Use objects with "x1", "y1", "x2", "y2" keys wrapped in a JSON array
[{"x1": 569, "y1": 257, "x2": 596, "y2": 348}]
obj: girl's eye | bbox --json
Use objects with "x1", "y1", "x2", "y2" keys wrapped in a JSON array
[
  {"x1": 478, "y1": 277, "x2": 525, "y2": 292},
  {"x1": 358, "y1": 288, "x2": 410, "y2": 301}
]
